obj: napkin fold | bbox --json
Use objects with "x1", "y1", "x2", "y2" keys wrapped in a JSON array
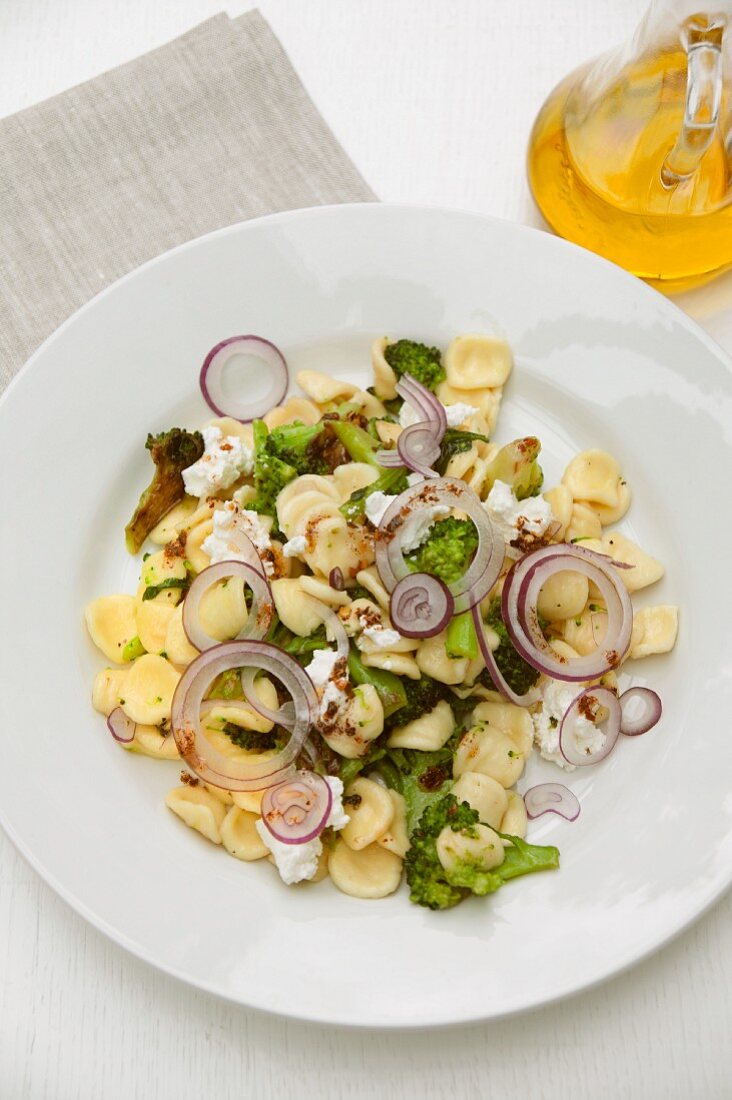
[{"x1": 0, "y1": 11, "x2": 374, "y2": 386}]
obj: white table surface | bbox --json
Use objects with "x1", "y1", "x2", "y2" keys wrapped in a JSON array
[{"x1": 1, "y1": 2, "x2": 730, "y2": 1097}]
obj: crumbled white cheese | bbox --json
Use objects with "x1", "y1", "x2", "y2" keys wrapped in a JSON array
[
  {"x1": 399, "y1": 504, "x2": 451, "y2": 553},
  {"x1": 319, "y1": 677, "x2": 349, "y2": 719},
  {"x1": 362, "y1": 625, "x2": 402, "y2": 649},
  {"x1": 485, "y1": 479, "x2": 553, "y2": 555},
  {"x1": 364, "y1": 490, "x2": 397, "y2": 526},
  {"x1": 282, "y1": 535, "x2": 308, "y2": 558},
  {"x1": 202, "y1": 500, "x2": 274, "y2": 574},
  {"x1": 406, "y1": 473, "x2": 424, "y2": 487},
  {"x1": 399, "y1": 400, "x2": 478, "y2": 429},
  {"x1": 532, "y1": 678, "x2": 606, "y2": 770},
  {"x1": 306, "y1": 648, "x2": 341, "y2": 690},
  {"x1": 182, "y1": 425, "x2": 253, "y2": 497},
  {"x1": 254, "y1": 775, "x2": 349, "y2": 885}
]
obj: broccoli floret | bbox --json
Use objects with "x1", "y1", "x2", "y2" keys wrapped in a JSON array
[
  {"x1": 125, "y1": 428, "x2": 204, "y2": 553},
  {"x1": 267, "y1": 619, "x2": 329, "y2": 665},
  {"x1": 382, "y1": 673, "x2": 445, "y2": 733},
  {"x1": 405, "y1": 794, "x2": 480, "y2": 909},
  {"x1": 479, "y1": 597, "x2": 540, "y2": 696},
  {"x1": 435, "y1": 429, "x2": 490, "y2": 475},
  {"x1": 224, "y1": 722, "x2": 279, "y2": 752},
  {"x1": 405, "y1": 793, "x2": 561, "y2": 910},
  {"x1": 384, "y1": 341, "x2": 445, "y2": 392},
  {"x1": 378, "y1": 743, "x2": 456, "y2": 835},
  {"x1": 248, "y1": 419, "x2": 297, "y2": 517},
  {"x1": 405, "y1": 517, "x2": 478, "y2": 585},
  {"x1": 339, "y1": 465, "x2": 408, "y2": 522},
  {"x1": 485, "y1": 436, "x2": 543, "y2": 500},
  {"x1": 267, "y1": 420, "x2": 355, "y2": 476}
]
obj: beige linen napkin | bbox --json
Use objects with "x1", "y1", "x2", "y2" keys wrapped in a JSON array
[{"x1": 0, "y1": 11, "x2": 374, "y2": 386}]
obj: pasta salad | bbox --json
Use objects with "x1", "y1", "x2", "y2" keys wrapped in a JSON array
[{"x1": 85, "y1": 333, "x2": 678, "y2": 908}]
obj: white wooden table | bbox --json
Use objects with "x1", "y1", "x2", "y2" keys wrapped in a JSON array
[{"x1": 1, "y1": 2, "x2": 730, "y2": 1096}]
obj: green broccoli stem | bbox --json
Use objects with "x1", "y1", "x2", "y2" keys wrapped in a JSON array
[
  {"x1": 252, "y1": 418, "x2": 269, "y2": 452},
  {"x1": 445, "y1": 610, "x2": 478, "y2": 659},
  {"x1": 339, "y1": 465, "x2": 408, "y2": 522},
  {"x1": 347, "y1": 647, "x2": 407, "y2": 718},
  {"x1": 329, "y1": 420, "x2": 382, "y2": 467}
]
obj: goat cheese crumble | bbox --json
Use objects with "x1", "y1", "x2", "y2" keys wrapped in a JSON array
[
  {"x1": 182, "y1": 425, "x2": 253, "y2": 497},
  {"x1": 399, "y1": 400, "x2": 478, "y2": 429},
  {"x1": 202, "y1": 500, "x2": 274, "y2": 574},
  {"x1": 364, "y1": 491, "x2": 396, "y2": 526},
  {"x1": 400, "y1": 504, "x2": 451, "y2": 553},
  {"x1": 306, "y1": 647, "x2": 341, "y2": 689},
  {"x1": 362, "y1": 625, "x2": 402, "y2": 648},
  {"x1": 255, "y1": 776, "x2": 349, "y2": 885},
  {"x1": 485, "y1": 479, "x2": 553, "y2": 555},
  {"x1": 532, "y1": 679, "x2": 606, "y2": 770},
  {"x1": 282, "y1": 535, "x2": 308, "y2": 558}
]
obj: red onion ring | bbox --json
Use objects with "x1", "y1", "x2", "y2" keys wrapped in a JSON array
[
  {"x1": 524, "y1": 783, "x2": 581, "y2": 821},
  {"x1": 559, "y1": 685, "x2": 621, "y2": 766},
  {"x1": 375, "y1": 478, "x2": 504, "y2": 614},
  {"x1": 390, "y1": 573, "x2": 454, "y2": 638},
  {"x1": 502, "y1": 544, "x2": 633, "y2": 683},
  {"x1": 212, "y1": 524, "x2": 268, "y2": 578},
  {"x1": 107, "y1": 707, "x2": 136, "y2": 744},
  {"x1": 470, "y1": 604, "x2": 542, "y2": 706},
  {"x1": 199, "y1": 335, "x2": 289, "y2": 422},
  {"x1": 619, "y1": 686, "x2": 662, "y2": 736},
  {"x1": 182, "y1": 561, "x2": 273, "y2": 652},
  {"x1": 395, "y1": 422, "x2": 442, "y2": 478},
  {"x1": 329, "y1": 567, "x2": 345, "y2": 591},
  {"x1": 397, "y1": 374, "x2": 448, "y2": 436},
  {"x1": 261, "y1": 770, "x2": 333, "y2": 845},
  {"x1": 171, "y1": 640, "x2": 318, "y2": 791}
]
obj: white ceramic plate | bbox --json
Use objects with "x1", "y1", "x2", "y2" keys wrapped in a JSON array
[{"x1": 1, "y1": 205, "x2": 731, "y2": 1027}]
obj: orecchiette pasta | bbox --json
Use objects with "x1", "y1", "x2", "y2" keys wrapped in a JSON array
[
  {"x1": 296, "y1": 368, "x2": 358, "y2": 405},
  {"x1": 164, "y1": 604, "x2": 200, "y2": 666},
  {"x1": 136, "y1": 550, "x2": 188, "y2": 606},
  {"x1": 165, "y1": 785, "x2": 226, "y2": 845},
  {"x1": 451, "y1": 772, "x2": 508, "y2": 829},
  {"x1": 565, "y1": 501, "x2": 603, "y2": 542},
  {"x1": 377, "y1": 790, "x2": 410, "y2": 858},
  {"x1": 148, "y1": 496, "x2": 198, "y2": 544},
  {"x1": 562, "y1": 449, "x2": 624, "y2": 509},
  {"x1": 276, "y1": 474, "x2": 374, "y2": 579},
  {"x1": 536, "y1": 569, "x2": 589, "y2": 621},
  {"x1": 85, "y1": 595, "x2": 139, "y2": 664},
  {"x1": 417, "y1": 630, "x2": 471, "y2": 685},
  {"x1": 629, "y1": 605, "x2": 679, "y2": 659},
  {"x1": 328, "y1": 840, "x2": 403, "y2": 899},
  {"x1": 264, "y1": 397, "x2": 321, "y2": 429},
  {"x1": 341, "y1": 778, "x2": 395, "y2": 850},
  {"x1": 319, "y1": 683, "x2": 384, "y2": 759},
  {"x1": 361, "y1": 651, "x2": 422, "y2": 679},
  {"x1": 542, "y1": 484, "x2": 573, "y2": 539},
  {"x1": 371, "y1": 336, "x2": 398, "y2": 399},
  {"x1": 92, "y1": 667, "x2": 129, "y2": 716},
  {"x1": 127, "y1": 725, "x2": 179, "y2": 760},
  {"x1": 472, "y1": 700, "x2": 534, "y2": 756},
  {"x1": 387, "y1": 699, "x2": 454, "y2": 751},
  {"x1": 453, "y1": 723, "x2": 526, "y2": 788},
  {"x1": 220, "y1": 807, "x2": 269, "y2": 861},
  {"x1": 500, "y1": 790, "x2": 528, "y2": 839},
  {"x1": 600, "y1": 531, "x2": 664, "y2": 591},
  {"x1": 436, "y1": 822, "x2": 504, "y2": 873},
  {"x1": 119, "y1": 654, "x2": 180, "y2": 726},
  {"x1": 445, "y1": 334, "x2": 513, "y2": 390},
  {"x1": 135, "y1": 598, "x2": 175, "y2": 655}
]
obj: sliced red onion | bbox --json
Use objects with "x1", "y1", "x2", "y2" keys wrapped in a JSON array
[
  {"x1": 107, "y1": 707, "x2": 136, "y2": 744},
  {"x1": 171, "y1": 640, "x2": 318, "y2": 791},
  {"x1": 524, "y1": 783, "x2": 581, "y2": 821},
  {"x1": 199, "y1": 335, "x2": 288, "y2": 422},
  {"x1": 390, "y1": 573, "x2": 454, "y2": 638},
  {"x1": 261, "y1": 770, "x2": 333, "y2": 845},
  {"x1": 212, "y1": 525, "x2": 268, "y2": 578},
  {"x1": 397, "y1": 374, "x2": 448, "y2": 436},
  {"x1": 376, "y1": 446, "x2": 407, "y2": 469},
  {"x1": 329, "y1": 567, "x2": 345, "y2": 591},
  {"x1": 182, "y1": 561, "x2": 273, "y2": 652},
  {"x1": 502, "y1": 544, "x2": 633, "y2": 683},
  {"x1": 559, "y1": 686, "x2": 621, "y2": 766},
  {"x1": 470, "y1": 604, "x2": 542, "y2": 706},
  {"x1": 619, "y1": 686, "x2": 662, "y2": 736},
  {"x1": 395, "y1": 422, "x2": 442, "y2": 478},
  {"x1": 375, "y1": 478, "x2": 504, "y2": 614}
]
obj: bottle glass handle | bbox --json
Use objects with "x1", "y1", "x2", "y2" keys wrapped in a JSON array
[{"x1": 662, "y1": 32, "x2": 723, "y2": 185}]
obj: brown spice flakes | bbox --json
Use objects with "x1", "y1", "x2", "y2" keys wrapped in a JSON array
[
  {"x1": 180, "y1": 771, "x2": 199, "y2": 787},
  {"x1": 577, "y1": 693, "x2": 598, "y2": 722},
  {"x1": 163, "y1": 530, "x2": 188, "y2": 561}
]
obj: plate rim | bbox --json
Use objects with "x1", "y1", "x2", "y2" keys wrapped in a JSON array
[{"x1": 1, "y1": 201, "x2": 731, "y2": 1027}]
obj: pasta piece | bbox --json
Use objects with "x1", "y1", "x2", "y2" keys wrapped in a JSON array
[
  {"x1": 362, "y1": 652, "x2": 422, "y2": 679},
  {"x1": 562, "y1": 602, "x2": 608, "y2": 657},
  {"x1": 85, "y1": 595, "x2": 139, "y2": 664},
  {"x1": 543, "y1": 485, "x2": 573, "y2": 539},
  {"x1": 299, "y1": 575, "x2": 351, "y2": 606},
  {"x1": 136, "y1": 549, "x2": 188, "y2": 605},
  {"x1": 120, "y1": 654, "x2": 180, "y2": 725},
  {"x1": 600, "y1": 532, "x2": 664, "y2": 592},
  {"x1": 264, "y1": 397, "x2": 321, "y2": 429},
  {"x1": 500, "y1": 791, "x2": 528, "y2": 840},
  {"x1": 374, "y1": 420, "x2": 401, "y2": 445},
  {"x1": 165, "y1": 786, "x2": 226, "y2": 845},
  {"x1": 220, "y1": 807, "x2": 269, "y2": 861},
  {"x1": 329, "y1": 840, "x2": 403, "y2": 899},
  {"x1": 348, "y1": 389, "x2": 388, "y2": 418},
  {"x1": 417, "y1": 630, "x2": 470, "y2": 685},
  {"x1": 536, "y1": 570, "x2": 589, "y2": 621},
  {"x1": 332, "y1": 462, "x2": 378, "y2": 501},
  {"x1": 629, "y1": 605, "x2": 679, "y2": 659},
  {"x1": 307, "y1": 847, "x2": 331, "y2": 884},
  {"x1": 341, "y1": 778, "x2": 395, "y2": 851},
  {"x1": 204, "y1": 681, "x2": 278, "y2": 737},
  {"x1": 451, "y1": 772, "x2": 508, "y2": 829},
  {"x1": 371, "y1": 336, "x2": 398, "y2": 399},
  {"x1": 164, "y1": 604, "x2": 199, "y2": 667},
  {"x1": 565, "y1": 501, "x2": 603, "y2": 542},
  {"x1": 445, "y1": 334, "x2": 513, "y2": 390},
  {"x1": 549, "y1": 638, "x2": 582, "y2": 662},
  {"x1": 436, "y1": 822, "x2": 504, "y2": 873},
  {"x1": 135, "y1": 598, "x2": 175, "y2": 655},
  {"x1": 320, "y1": 684, "x2": 384, "y2": 759},
  {"x1": 387, "y1": 699, "x2": 454, "y2": 750},
  {"x1": 296, "y1": 369, "x2": 358, "y2": 405},
  {"x1": 355, "y1": 566, "x2": 390, "y2": 611},
  {"x1": 148, "y1": 496, "x2": 199, "y2": 545},
  {"x1": 562, "y1": 450, "x2": 623, "y2": 509},
  {"x1": 198, "y1": 577, "x2": 248, "y2": 641},
  {"x1": 453, "y1": 723, "x2": 526, "y2": 788},
  {"x1": 92, "y1": 667, "x2": 129, "y2": 716},
  {"x1": 205, "y1": 416, "x2": 255, "y2": 448},
  {"x1": 127, "y1": 725, "x2": 179, "y2": 760},
  {"x1": 204, "y1": 784, "x2": 234, "y2": 805},
  {"x1": 444, "y1": 443, "x2": 492, "y2": 498},
  {"x1": 377, "y1": 790, "x2": 410, "y2": 858},
  {"x1": 276, "y1": 474, "x2": 374, "y2": 579},
  {"x1": 271, "y1": 579, "x2": 325, "y2": 637},
  {"x1": 184, "y1": 519, "x2": 214, "y2": 573},
  {"x1": 349, "y1": 599, "x2": 418, "y2": 654},
  {"x1": 232, "y1": 789, "x2": 264, "y2": 813},
  {"x1": 472, "y1": 699, "x2": 534, "y2": 756}
]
